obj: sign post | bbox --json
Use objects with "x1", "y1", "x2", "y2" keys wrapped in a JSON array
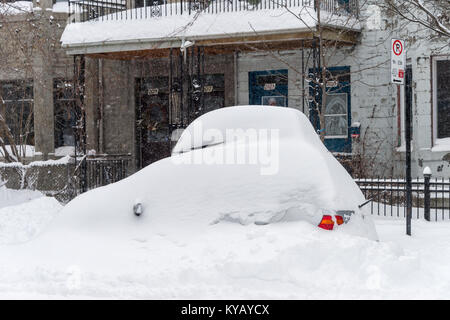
[
  {"x1": 391, "y1": 39, "x2": 406, "y2": 85},
  {"x1": 391, "y1": 38, "x2": 412, "y2": 236},
  {"x1": 404, "y1": 80, "x2": 412, "y2": 236}
]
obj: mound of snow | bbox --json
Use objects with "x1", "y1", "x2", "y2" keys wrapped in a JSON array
[
  {"x1": 0, "y1": 1, "x2": 33, "y2": 15},
  {"x1": 43, "y1": 106, "x2": 376, "y2": 242},
  {"x1": 0, "y1": 197, "x2": 62, "y2": 245},
  {"x1": 0, "y1": 107, "x2": 385, "y2": 298},
  {"x1": 0, "y1": 186, "x2": 62, "y2": 245},
  {"x1": 0, "y1": 219, "x2": 447, "y2": 299},
  {"x1": 0, "y1": 185, "x2": 43, "y2": 209}
]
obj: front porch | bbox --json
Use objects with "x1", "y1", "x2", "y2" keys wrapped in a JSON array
[
  {"x1": 61, "y1": 0, "x2": 362, "y2": 171},
  {"x1": 62, "y1": 0, "x2": 360, "y2": 55}
]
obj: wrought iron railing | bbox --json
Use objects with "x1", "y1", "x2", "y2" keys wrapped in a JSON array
[
  {"x1": 356, "y1": 177, "x2": 450, "y2": 221},
  {"x1": 70, "y1": 154, "x2": 131, "y2": 196},
  {"x1": 68, "y1": 0, "x2": 359, "y2": 23}
]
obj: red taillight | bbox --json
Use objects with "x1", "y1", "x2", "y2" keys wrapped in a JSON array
[
  {"x1": 335, "y1": 215, "x2": 344, "y2": 225},
  {"x1": 318, "y1": 215, "x2": 334, "y2": 230}
]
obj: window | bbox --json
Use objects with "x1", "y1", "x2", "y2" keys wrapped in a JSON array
[
  {"x1": 0, "y1": 80, "x2": 34, "y2": 146},
  {"x1": 324, "y1": 93, "x2": 348, "y2": 138},
  {"x1": 53, "y1": 79, "x2": 80, "y2": 149},
  {"x1": 433, "y1": 56, "x2": 450, "y2": 140}
]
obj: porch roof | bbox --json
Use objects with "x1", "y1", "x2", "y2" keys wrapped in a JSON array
[{"x1": 61, "y1": 2, "x2": 361, "y2": 56}]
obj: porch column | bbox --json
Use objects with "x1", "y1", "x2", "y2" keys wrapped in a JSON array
[
  {"x1": 32, "y1": 52, "x2": 54, "y2": 159},
  {"x1": 84, "y1": 57, "x2": 100, "y2": 153}
]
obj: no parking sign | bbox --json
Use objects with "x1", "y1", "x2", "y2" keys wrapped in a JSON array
[{"x1": 391, "y1": 39, "x2": 406, "y2": 84}]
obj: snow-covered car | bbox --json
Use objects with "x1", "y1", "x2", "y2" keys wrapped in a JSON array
[{"x1": 57, "y1": 105, "x2": 377, "y2": 241}]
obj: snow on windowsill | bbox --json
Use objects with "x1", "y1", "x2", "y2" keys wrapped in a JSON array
[{"x1": 431, "y1": 138, "x2": 450, "y2": 152}]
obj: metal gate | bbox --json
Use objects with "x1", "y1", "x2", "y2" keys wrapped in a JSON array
[
  {"x1": 135, "y1": 48, "x2": 226, "y2": 169},
  {"x1": 136, "y1": 77, "x2": 172, "y2": 168}
]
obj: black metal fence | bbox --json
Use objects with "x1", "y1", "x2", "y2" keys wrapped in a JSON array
[
  {"x1": 68, "y1": 0, "x2": 359, "y2": 23},
  {"x1": 71, "y1": 154, "x2": 131, "y2": 196},
  {"x1": 356, "y1": 177, "x2": 450, "y2": 221}
]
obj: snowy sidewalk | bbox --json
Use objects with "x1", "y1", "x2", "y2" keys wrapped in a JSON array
[{"x1": 0, "y1": 216, "x2": 449, "y2": 299}]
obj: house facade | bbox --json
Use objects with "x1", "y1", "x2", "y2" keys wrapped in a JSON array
[
  {"x1": 1, "y1": 0, "x2": 449, "y2": 179},
  {"x1": 0, "y1": 0, "x2": 77, "y2": 161},
  {"x1": 61, "y1": 0, "x2": 366, "y2": 171}
]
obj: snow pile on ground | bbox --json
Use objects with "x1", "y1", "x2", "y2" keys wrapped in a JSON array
[
  {"x1": 52, "y1": 1, "x2": 72, "y2": 13},
  {"x1": 0, "y1": 145, "x2": 35, "y2": 159},
  {"x1": 0, "y1": 145, "x2": 76, "y2": 159},
  {"x1": 1, "y1": 218, "x2": 450, "y2": 299},
  {"x1": 0, "y1": 1, "x2": 33, "y2": 15},
  {"x1": 45, "y1": 106, "x2": 375, "y2": 242},
  {"x1": 0, "y1": 185, "x2": 62, "y2": 245},
  {"x1": 54, "y1": 146, "x2": 75, "y2": 157},
  {"x1": 0, "y1": 197, "x2": 62, "y2": 245},
  {"x1": 0, "y1": 184, "x2": 42, "y2": 209},
  {"x1": 0, "y1": 106, "x2": 446, "y2": 298}
]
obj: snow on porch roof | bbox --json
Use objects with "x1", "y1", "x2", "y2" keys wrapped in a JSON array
[{"x1": 61, "y1": 4, "x2": 361, "y2": 54}]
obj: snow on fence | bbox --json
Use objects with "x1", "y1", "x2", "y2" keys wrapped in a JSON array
[
  {"x1": 67, "y1": 0, "x2": 359, "y2": 23},
  {"x1": 0, "y1": 154, "x2": 132, "y2": 202},
  {"x1": 355, "y1": 178, "x2": 450, "y2": 221}
]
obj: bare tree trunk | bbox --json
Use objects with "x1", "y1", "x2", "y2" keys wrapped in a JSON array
[
  {"x1": 0, "y1": 113, "x2": 21, "y2": 162},
  {"x1": 316, "y1": 0, "x2": 327, "y2": 142}
]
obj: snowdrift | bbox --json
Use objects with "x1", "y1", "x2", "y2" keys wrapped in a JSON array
[
  {"x1": 10, "y1": 109, "x2": 450, "y2": 299},
  {"x1": 0, "y1": 185, "x2": 62, "y2": 245},
  {"x1": 46, "y1": 106, "x2": 376, "y2": 241}
]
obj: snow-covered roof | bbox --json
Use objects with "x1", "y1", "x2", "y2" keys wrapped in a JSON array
[{"x1": 61, "y1": 4, "x2": 361, "y2": 53}]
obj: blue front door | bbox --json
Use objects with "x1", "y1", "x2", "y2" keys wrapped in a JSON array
[
  {"x1": 249, "y1": 70, "x2": 288, "y2": 107},
  {"x1": 309, "y1": 66, "x2": 352, "y2": 153}
]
